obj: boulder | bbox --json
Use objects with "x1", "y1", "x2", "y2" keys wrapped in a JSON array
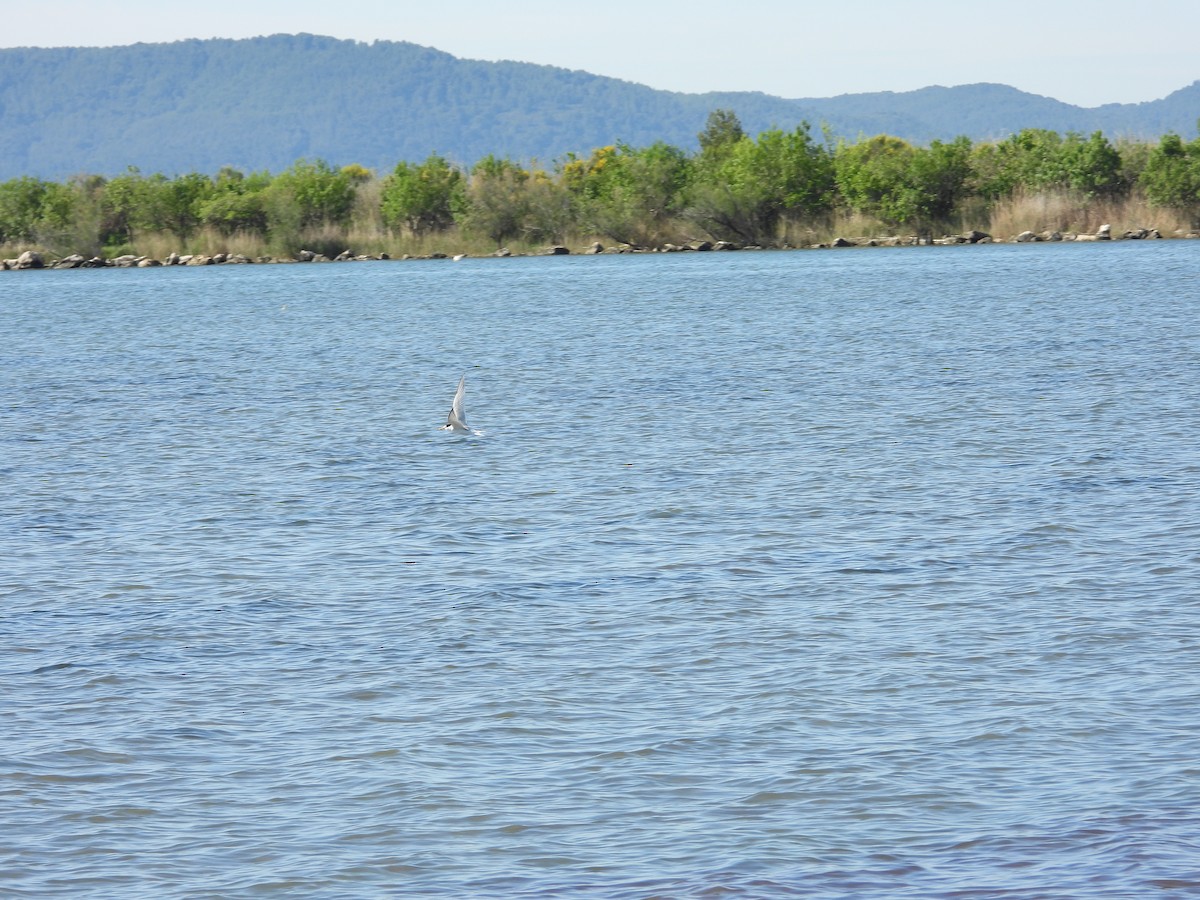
[
  {"x1": 186, "y1": 254, "x2": 213, "y2": 265},
  {"x1": 1096, "y1": 224, "x2": 1112, "y2": 240},
  {"x1": 296, "y1": 249, "x2": 316, "y2": 262},
  {"x1": 112, "y1": 254, "x2": 140, "y2": 267},
  {"x1": 545, "y1": 245, "x2": 570, "y2": 255},
  {"x1": 164, "y1": 251, "x2": 181, "y2": 265},
  {"x1": 334, "y1": 250, "x2": 354, "y2": 261},
  {"x1": 1015, "y1": 231, "x2": 1038, "y2": 243},
  {"x1": 687, "y1": 240, "x2": 713, "y2": 251},
  {"x1": 712, "y1": 241, "x2": 738, "y2": 251},
  {"x1": 963, "y1": 230, "x2": 990, "y2": 244},
  {"x1": 583, "y1": 241, "x2": 604, "y2": 254},
  {"x1": 831, "y1": 237, "x2": 856, "y2": 248},
  {"x1": 55, "y1": 254, "x2": 86, "y2": 269},
  {"x1": 137, "y1": 257, "x2": 162, "y2": 267},
  {"x1": 494, "y1": 248, "x2": 512, "y2": 257},
  {"x1": 16, "y1": 250, "x2": 46, "y2": 269}
]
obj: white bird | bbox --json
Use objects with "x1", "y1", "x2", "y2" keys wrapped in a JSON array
[{"x1": 440, "y1": 374, "x2": 471, "y2": 433}]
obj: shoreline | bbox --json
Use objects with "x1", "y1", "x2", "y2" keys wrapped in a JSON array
[{"x1": 4, "y1": 225, "x2": 1197, "y2": 271}]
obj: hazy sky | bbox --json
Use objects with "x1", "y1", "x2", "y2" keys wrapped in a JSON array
[{"x1": 3, "y1": 0, "x2": 1197, "y2": 108}]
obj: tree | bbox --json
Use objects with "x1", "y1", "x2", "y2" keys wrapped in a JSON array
[
  {"x1": 907, "y1": 136, "x2": 974, "y2": 223},
  {"x1": 697, "y1": 109, "x2": 745, "y2": 163},
  {"x1": 566, "y1": 142, "x2": 692, "y2": 248},
  {"x1": 461, "y1": 156, "x2": 531, "y2": 246},
  {"x1": 98, "y1": 168, "x2": 157, "y2": 248},
  {"x1": 0, "y1": 177, "x2": 72, "y2": 244},
  {"x1": 269, "y1": 159, "x2": 357, "y2": 228},
  {"x1": 1141, "y1": 132, "x2": 1200, "y2": 223},
  {"x1": 969, "y1": 129, "x2": 1125, "y2": 200},
  {"x1": 199, "y1": 168, "x2": 271, "y2": 235},
  {"x1": 690, "y1": 123, "x2": 833, "y2": 244},
  {"x1": 1058, "y1": 131, "x2": 1126, "y2": 199},
  {"x1": 834, "y1": 135, "x2": 974, "y2": 231},
  {"x1": 152, "y1": 172, "x2": 215, "y2": 241},
  {"x1": 380, "y1": 155, "x2": 464, "y2": 235}
]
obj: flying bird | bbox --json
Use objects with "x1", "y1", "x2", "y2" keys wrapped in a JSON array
[{"x1": 441, "y1": 374, "x2": 471, "y2": 433}]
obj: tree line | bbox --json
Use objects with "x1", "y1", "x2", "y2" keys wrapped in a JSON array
[{"x1": 3, "y1": 112, "x2": 1199, "y2": 259}]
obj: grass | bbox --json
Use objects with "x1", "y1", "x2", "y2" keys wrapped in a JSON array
[
  {"x1": 982, "y1": 189, "x2": 1193, "y2": 238},
  {"x1": 6, "y1": 191, "x2": 1197, "y2": 264}
]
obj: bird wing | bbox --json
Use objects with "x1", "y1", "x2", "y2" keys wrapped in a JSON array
[{"x1": 448, "y1": 374, "x2": 467, "y2": 426}]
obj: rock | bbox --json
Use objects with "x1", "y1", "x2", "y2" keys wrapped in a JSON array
[
  {"x1": 1097, "y1": 224, "x2": 1112, "y2": 240},
  {"x1": 583, "y1": 241, "x2": 604, "y2": 254},
  {"x1": 1015, "y1": 231, "x2": 1038, "y2": 243},
  {"x1": 545, "y1": 245, "x2": 570, "y2": 255},
  {"x1": 16, "y1": 250, "x2": 46, "y2": 269},
  {"x1": 1075, "y1": 233, "x2": 1099, "y2": 242},
  {"x1": 494, "y1": 248, "x2": 511, "y2": 257},
  {"x1": 137, "y1": 257, "x2": 162, "y2": 267},
  {"x1": 1040, "y1": 231, "x2": 1063, "y2": 242},
  {"x1": 296, "y1": 249, "x2": 316, "y2": 262},
  {"x1": 164, "y1": 251, "x2": 181, "y2": 265},
  {"x1": 378, "y1": 252, "x2": 391, "y2": 260},
  {"x1": 54, "y1": 254, "x2": 86, "y2": 269},
  {"x1": 186, "y1": 254, "x2": 213, "y2": 265},
  {"x1": 111, "y1": 254, "x2": 139, "y2": 267},
  {"x1": 831, "y1": 237, "x2": 856, "y2": 247},
  {"x1": 712, "y1": 241, "x2": 738, "y2": 251},
  {"x1": 84, "y1": 256, "x2": 106, "y2": 268},
  {"x1": 1123, "y1": 228, "x2": 1148, "y2": 240},
  {"x1": 963, "y1": 230, "x2": 990, "y2": 244},
  {"x1": 687, "y1": 240, "x2": 713, "y2": 251},
  {"x1": 334, "y1": 250, "x2": 354, "y2": 261}
]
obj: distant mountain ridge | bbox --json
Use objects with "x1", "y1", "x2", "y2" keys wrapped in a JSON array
[{"x1": 1, "y1": 34, "x2": 1197, "y2": 180}]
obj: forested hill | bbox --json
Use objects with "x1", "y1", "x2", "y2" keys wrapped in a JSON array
[{"x1": 2, "y1": 33, "x2": 1197, "y2": 179}]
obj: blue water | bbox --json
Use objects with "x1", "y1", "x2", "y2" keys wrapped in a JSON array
[{"x1": 3, "y1": 242, "x2": 1199, "y2": 898}]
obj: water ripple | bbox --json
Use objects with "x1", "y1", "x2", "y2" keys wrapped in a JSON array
[{"x1": 3, "y1": 245, "x2": 1199, "y2": 896}]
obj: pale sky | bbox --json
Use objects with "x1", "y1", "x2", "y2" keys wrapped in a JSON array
[{"x1": 2, "y1": 0, "x2": 1197, "y2": 108}]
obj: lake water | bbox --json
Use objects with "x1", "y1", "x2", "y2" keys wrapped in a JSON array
[{"x1": 3, "y1": 241, "x2": 1199, "y2": 898}]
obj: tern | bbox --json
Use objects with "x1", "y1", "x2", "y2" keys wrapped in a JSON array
[{"x1": 440, "y1": 374, "x2": 471, "y2": 433}]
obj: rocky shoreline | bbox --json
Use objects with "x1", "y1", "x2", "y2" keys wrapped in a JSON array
[{"x1": 4, "y1": 225, "x2": 1195, "y2": 271}]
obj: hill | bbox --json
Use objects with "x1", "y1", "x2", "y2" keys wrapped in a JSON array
[{"x1": 1, "y1": 34, "x2": 1197, "y2": 180}]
